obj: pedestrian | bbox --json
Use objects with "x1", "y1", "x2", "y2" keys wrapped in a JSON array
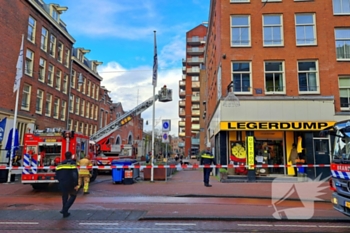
[
  {"x1": 55, "y1": 151, "x2": 79, "y2": 218},
  {"x1": 77, "y1": 153, "x2": 92, "y2": 194},
  {"x1": 288, "y1": 143, "x2": 299, "y2": 177},
  {"x1": 200, "y1": 147, "x2": 216, "y2": 187}
]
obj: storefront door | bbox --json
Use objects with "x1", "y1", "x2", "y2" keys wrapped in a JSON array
[
  {"x1": 313, "y1": 138, "x2": 331, "y2": 180},
  {"x1": 255, "y1": 139, "x2": 284, "y2": 175}
]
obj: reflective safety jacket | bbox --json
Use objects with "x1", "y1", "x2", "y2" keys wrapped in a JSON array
[
  {"x1": 55, "y1": 159, "x2": 78, "y2": 191},
  {"x1": 77, "y1": 157, "x2": 92, "y2": 175},
  {"x1": 201, "y1": 152, "x2": 216, "y2": 166}
]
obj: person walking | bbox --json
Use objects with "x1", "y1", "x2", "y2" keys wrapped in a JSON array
[
  {"x1": 77, "y1": 153, "x2": 92, "y2": 194},
  {"x1": 201, "y1": 147, "x2": 216, "y2": 187},
  {"x1": 288, "y1": 143, "x2": 299, "y2": 177},
  {"x1": 55, "y1": 151, "x2": 79, "y2": 218}
]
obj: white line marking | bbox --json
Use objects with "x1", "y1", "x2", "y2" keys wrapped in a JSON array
[
  {"x1": 319, "y1": 225, "x2": 350, "y2": 228},
  {"x1": 274, "y1": 225, "x2": 317, "y2": 228},
  {"x1": 0, "y1": 222, "x2": 39, "y2": 225},
  {"x1": 155, "y1": 223, "x2": 196, "y2": 226},
  {"x1": 238, "y1": 224, "x2": 273, "y2": 227},
  {"x1": 79, "y1": 223, "x2": 119, "y2": 225}
]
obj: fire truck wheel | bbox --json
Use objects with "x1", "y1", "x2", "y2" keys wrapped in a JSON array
[
  {"x1": 31, "y1": 183, "x2": 49, "y2": 190},
  {"x1": 90, "y1": 169, "x2": 98, "y2": 182}
]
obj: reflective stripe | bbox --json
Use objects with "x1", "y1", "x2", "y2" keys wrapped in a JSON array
[
  {"x1": 201, "y1": 154, "x2": 214, "y2": 159},
  {"x1": 56, "y1": 164, "x2": 77, "y2": 170}
]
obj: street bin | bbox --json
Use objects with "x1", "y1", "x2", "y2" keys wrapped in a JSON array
[
  {"x1": 111, "y1": 160, "x2": 123, "y2": 183},
  {"x1": 112, "y1": 159, "x2": 137, "y2": 184},
  {"x1": 124, "y1": 169, "x2": 133, "y2": 185}
]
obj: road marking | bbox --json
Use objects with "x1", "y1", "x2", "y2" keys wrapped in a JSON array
[
  {"x1": 79, "y1": 223, "x2": 119, "y2": 225},
  {"x1": 274, "y1": 225, "x2": 317, "y2": 228},
  {"x1": 238, "y1": 224, "x2": 273, "y2": 227},
  {"x1": 0, "y1": 222, "x2": 39, "y2": 225},
  {"x1": 155, "y1": 223, "x2": 196, "y2": 226},
  {"x1": 319, "y1": 225, "x2": 350, "y2": 228}
]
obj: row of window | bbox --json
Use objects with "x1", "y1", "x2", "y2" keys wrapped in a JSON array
[
  {"x1": 68, "y1": 119, "x2": 97, "y2": 137},
  {"x1": 231, "y1": 0, "x2": 350, "y2": 16},
  {"x1": 231, "y1": 14, "x2": 350, "y2": 60},
  {"x1": 69, "y1": 94, "x2": 99, "y2": 120},
  {"x1": 231, "y1": 60, "x2": 319, "y2": 94},
  {"x1": 27, "y1": 16, "x2": 70, "y2": 67},
  {"x1": 71, "y1": 70, "x2": 99, "y2": 100}
]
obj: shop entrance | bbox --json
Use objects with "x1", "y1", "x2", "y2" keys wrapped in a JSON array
[{"x1": 255, "y1": 139, "x2": 285, "y2": 175}]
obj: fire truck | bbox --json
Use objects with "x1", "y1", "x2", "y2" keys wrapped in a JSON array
[
  {"x1": 91, "y1": 88, "x2": 172, "y2": 169},
  {"x1": 22, "y1": 129, "x2": 98, "y2": 190},
  {"x1": 322, "y1": 120, "x2": 350, "y2": 217}
]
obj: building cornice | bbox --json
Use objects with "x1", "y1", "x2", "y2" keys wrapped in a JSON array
[{"x1": 72, "y1": 57, "x2": 103, "y2": 81}]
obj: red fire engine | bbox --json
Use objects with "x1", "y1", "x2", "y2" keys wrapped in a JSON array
[{"x1": 22, "y1": 129, "x2": 98, "y2": 190}]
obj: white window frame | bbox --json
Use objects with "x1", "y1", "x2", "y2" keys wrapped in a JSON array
[
  {"x1": 47, "y1": 64, "x2": 54, "y2": 87},
  {"x1": 297, "y1": 60, "x2": 319, "y2": 94},
  {"x1": 333, "y1": 0, "x2": 350, "y2": 15},
  {"x1": 41, "y1": 27, "x2": 48, "y2": 51},
  {"x1": 71, "y1": 70, "x2": 76, "y2": 89},
  {"x1": 335, "y1": 28, "x2": 350, "y2": 60},
  {"x1": 25, "y1": 49, "x2": 34, "y2": 76},
  {"x1": 295, "y1": 13, "x2": 317, "y2": 46},
  {"x1": 69, "y1": 95, "x2": 74, "y2": 113},
  {"x1": 264, "y1": 61, "x2": 285, "y2": 94},
  {"x1": 263, "y1": 14, "x2": 283, "y2": 46},
  {"x1": 68, "y1": 119, "x2": 73, "y2": 131},
  {"x1": 81, "y1": 99, "x2": 85, "y2": 116},
  {"x1": 45, "y1": 93, "x2": 52, "y2": 117},
  {"x1": 53, "y1": 98, "x2": 60, "y2": 119},
  {"x1": 95, "y1": 86, "x2": 99, "y2": 100},
  {"x1": 339, "y1": 76, "x2": 350, "y2": 110},
  {"x1": 27, "y1": 16, "x2": 36, "y2": 43},
  {"x1": 231, "y1": 61, "x2": 252, "y2": 94},
  {"x1": 75, "y1": 97, "x2": 80, "y2": 115},
  {"x1": 36, "y1": 89, "x2": 43, "y2": 114},
  {"x1": 63, "y1": 74, "x2": 68, "y2": 94},
  {"x1": 231, "y1": 15, "x2": 251, "y2": 47},
  {"x1": 39, "y1": 58, "x2": 46, "y2": 82},
  {"x1": 21, "y1": 84, "x2": 31, "y2": 111},
  {"x1": 57, "y1": 42, "x2": 63, "y2": 63},
  {"x1": 49, "y1": 34, "x2": 56, "y2": 57},
  {"x1": 86, "y1": 102, "x2": 90, "y2": 118},
  {"x1": 64, "y1": 48, "x2": 70, "y2": 67},
  {"x1": 55, "y1": 69, "x2": 61, "y2": 91}
]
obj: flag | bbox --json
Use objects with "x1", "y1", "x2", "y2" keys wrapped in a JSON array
[
  {"x1": 152, "y1": 31, "x2": 157, "y2": 87},
  {"x1": 13, "y1": 35, "x2": 24, "y2": 93}
]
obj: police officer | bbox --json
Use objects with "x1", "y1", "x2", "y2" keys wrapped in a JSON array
[
  {"x1": 201, "y1": 147, "x2": 216, "y2": 187},
  {"x1": 55, "y1": 151, "x2": 79, "y2": 218},
  {"x1": 77, "y1": 153, "x2": 92, "y2": 194}
]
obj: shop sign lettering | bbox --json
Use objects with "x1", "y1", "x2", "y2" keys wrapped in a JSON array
[{"x1": 221, "y1": 122, "x2": 335, "y2": 131}]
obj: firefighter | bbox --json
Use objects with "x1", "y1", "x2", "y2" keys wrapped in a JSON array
[
  {"x1": 76, "y1": 152, "x2": 92, "y2": 194},
  {"x1": 200, "y1": 147, "x2": 216, "y2": 187}
]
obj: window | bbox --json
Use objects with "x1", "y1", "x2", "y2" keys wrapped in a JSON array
[
  {"x1": 51, "y1": 8, "x2": 59, "y2": 21},
  {"x1": 90, "y1": 103, "x2": 93, "y2": 119},
  {"x1": 95, "y1": 86, "x2": 99, "y2": 100},
  {"x1": 55, "y1": 70, "x2": 61, "y2": 90},
  {"x1": 232, "y1": 62, "x2": 251, "y2": 93},
  {"x1": 231, "y1": 0, "x2": 250, "y2": 2},
  {"x1": 27, "y1": 16, "x2": 36, "y2": 43},
  {"x1": 49, "y1": 34, "x2": 56, "y2": 57},
  {"x1": 41, "y1": 27, "x2": 48, "y2": 51},
  {"x1": 71, "y1": 70, "x2": 76, "y2": 88},
  {"x1": 333, "y1": 0, "x2": 350, "y2": 14},
  {"x1": 335, "y1": 28, "x2": 350, "y2": 60},
  {"x1": 75, "y1": 121, "x2": 79, "y2": 132},
  {"x1": 85, "y1": 123, "x2": 88, "y2": 135},
  {"x1": 263, "y1": 15, "x2": 283, "y2": 46},
  {"x1": 298, "y1": 61, "x2": 318, "y2": 92},
  {"x1": 21, "y1": 84, "x2": 31, "y2": 110},
  {"x1": 82, "y1": 78, "x2": 86, "y2": 94},
  {"x1": 25, "y1": 49, "x2": 34, "y2": 76},
  {"x1": 47, "y1": 64, "x2": 54, "y2": 86},
  {"x1": 231, "y1": 15, "x2": 250, "y2": 46},
  {"x1": 39, "y1": 58, "x2": 46, "y2": 82},
  {"x1": 36, "y1": 89, "x2": 43, "y2": 114},
  {"x1": 81, "y1": 99, "x2": 85, "y2": 116},
  {"x1": 264, "y1": 61, "x2": 285, "y2": 93},
  {"x1": 62, "y1": 75, "x2": 68, "y2": 94},
  {"x1": 53, "y1": 98, "x2": 59, "y2": 119},
  {"x1": 79, "y1": 122, "x2": 83, "y2": 133},
  {"x1": 339, "y1": 77, "x2": 350, "y2": 109},
  {"x1": 68, "y1": 119, "x2": 73, "y2": 130},
  {"x1": 64, "y1": 48, "x2": 70, "y2": 67},
  {"x1": 69, "y1": 95, "x2": 74, "y2": 113},
  {"x1": 86, "y1": 102, "x2": 90, "y2": 118},
  {"x1": 262, "y1": 0, "x2": 282, "y2": 2},
  {"x1": 95, "y1": 105, "x2": 98, "y2": 120},
  {"x1": 92, "y1": 84, "x2": 95, "y2": 99},
  {"x1": 75, "y1": 97, "x2": 80, "y2": 115},
  {"x1": 45, "y1": 93, "x2": 52, "y2": 116},
  {"x1": 295, "y1": 14, "x2": 316, "y2": 45},
  {"x1": 88, "y1": 81, "x2": 91, "y2": 96},
  {"x1": 57, "y1": 42, "x2": 63, "y2": 63}
]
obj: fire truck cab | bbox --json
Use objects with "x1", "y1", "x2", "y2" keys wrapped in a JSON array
[{"x1": 22, "y1": 128, "x2": 98, "y2": 190}]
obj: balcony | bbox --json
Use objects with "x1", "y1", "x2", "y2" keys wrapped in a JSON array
[
  {"x1": 191, "y1": 104, "x2": 200, "y2": 110},
  {"x1": 191, "y1": 117, "x2": 200, "y2": 123},
  {"x1": 186, "y1": 57, "x2": 204, "y2": 65},
  {"x1": 191, "y1": 137, "x2": 200, "y2": 145},
  {"x1": 191, "y1": 81, "x2": 200, "y2": 90},
  {"x1": 179, "y1": 100, "x2": 185, "y2": 107},
  {"x1": 191, "y1": 95, "x2": 200, "y2": 102},
  {"x1": 179, "y1": 90, "x2": 186, "y2": 99},
  {"x1": 179, "y1": 132, "x2": 185, "y2": 137},
  {"x1": 186, "y1": 67, "x2": 200, "y2": 76},
  {"x1": 191, "y1": 124, "x2": 200, "y2": 131},
  {"x1": 187, "y1": 47, "x2": 204, "y2": 55},
  {"x1": 182, "y1": 66, "x2": 186, "y2": 74},
  {"x1": 179, "y1": 120, "x2": 185, "y2": 127},
  {"x1": 178, "y1": 142, "x2": 185, "y2": 148},
  {"x1": 179, "y1": 80, "x2": 186, "y2": 88},
  {"x1": 182, "y1": 75, "x2": 186, "y2": 80},
  {"x1": 192, "y1": 110, "x2": 200, "y2": 117},
  {"x1": 187, "y1": 37, "x2": 205, "y2": 45},
  {"x1": 179, "y1": 109, "x2": 186, "y2": 117}
]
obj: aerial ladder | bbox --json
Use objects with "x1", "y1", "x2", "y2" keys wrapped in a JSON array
[{"x1": 90, "y1": 87, "x2": 172, "y2": 155}]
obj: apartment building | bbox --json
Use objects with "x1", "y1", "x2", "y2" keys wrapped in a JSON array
[
  {"x1": 179, "y1": 24, "x2": 207, "y2": 157},
  {"x1": 204, "y1": 0, "x2": 350, "y2": 179}
]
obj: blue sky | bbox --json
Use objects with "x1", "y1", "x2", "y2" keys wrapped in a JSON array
[{"x1": 52, "y1": 0, "x2": 210, "y2": 136}]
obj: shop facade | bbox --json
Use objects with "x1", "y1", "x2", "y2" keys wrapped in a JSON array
[{"x1": 208, "y1": 97, "x2": 348, "y2": 179}]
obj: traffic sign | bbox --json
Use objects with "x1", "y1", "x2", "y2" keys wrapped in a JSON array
[
  {"x1": 162, "y1": 132, "x2": 169, "y2": 143},
  {"x1": 162, "y1": 119, "x2": 171, "y2": 132}
]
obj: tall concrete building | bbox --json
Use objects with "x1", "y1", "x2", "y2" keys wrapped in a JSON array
[
  {"x1": 179, "y1": 24, "x2": 207, "y2": 157},
  {"x1": 204, "y1": 0, "x2": 350, "y2": 179}
]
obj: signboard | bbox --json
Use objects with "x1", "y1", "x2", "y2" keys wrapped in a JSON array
[
  {"x1": 162, "y1": 119, "x2": 171, "y2": 132},
  {"x1": 162, "y1": 132, "x2": 169, "y2": 143},
  {"x1": 246, "y1": 136, "x2": 255, "y2": 170}
]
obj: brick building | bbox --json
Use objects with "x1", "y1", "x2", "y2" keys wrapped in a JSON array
[{"x1": 203, "y1": 0, "x2": 350, "y2": 179}]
